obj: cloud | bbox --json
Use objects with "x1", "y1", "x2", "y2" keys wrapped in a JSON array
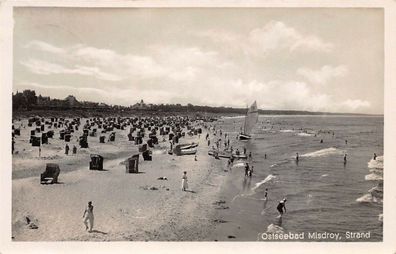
[
  {"x1": 248, "y1": 21, "x2": 334, "y2": 54},
  {"x1": 22, "y1": 41, "x2": 227, "y2": 84},
  {"x1": 18, "y1": 39, "x2": 370, "y2": 113},
  {"x1": 341, "y1": 99, "x2": 371, "y2": 110},
  {"x1": 193, "y1": 21, "x2": 334, "y2": 55},
  {"x1": 24, "y1": 40, "x2": 66, "y2": 54},
  {"x1": 17, "y1": 81, "x2": 105, "y2": 94},
  {"x1": 297, "y1": 65, "x2": 348, "y2": 84},
  {"x1": 20, "y1": 59, "x2": 123, "y2": 81}
]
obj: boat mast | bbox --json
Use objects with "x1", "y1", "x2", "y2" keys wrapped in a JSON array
[{"x1": 243, "y1": 103, "x2": 248, "y2": 134}]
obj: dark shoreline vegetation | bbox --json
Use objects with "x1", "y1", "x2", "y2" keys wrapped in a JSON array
[{"x1": 13, "y1": 89, "x2": 378, "y2": 119}]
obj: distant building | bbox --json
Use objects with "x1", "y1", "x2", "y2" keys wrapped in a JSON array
[
  {"x1": 132, "y1": 99, "x2": 152, "y2": 110},
  {"x1": 64, "y1": 95, "x2": 80, "y2": 107}
]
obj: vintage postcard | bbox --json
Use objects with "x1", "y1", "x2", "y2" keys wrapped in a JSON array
[{"x1": 0, "y1": 1, "x2": 395, "y2": 254}]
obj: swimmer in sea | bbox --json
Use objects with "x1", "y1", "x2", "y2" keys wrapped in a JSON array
[
  {"x1": 344, "y1": 153, "x2": 347, "y2": 164},
  {"x1": 296, "y1": 153, "x2": 299, "y2": 162}
]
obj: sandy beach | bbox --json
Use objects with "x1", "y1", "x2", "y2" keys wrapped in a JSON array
[{"x1": 12, "y1": 117, "x2": 231, "y2": 241}]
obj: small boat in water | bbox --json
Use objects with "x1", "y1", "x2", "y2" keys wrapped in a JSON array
[{"x1": 238, "y1": 101, "x2": 258, "y2": 140}]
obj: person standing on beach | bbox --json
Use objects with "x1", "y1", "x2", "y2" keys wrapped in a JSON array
[
  {"x1": 83, "y1": 201, "x2": 94, "y2": 232},
  {"x1": 65, "y1": 144, "x2": 69, "y2": 155},
  {"x1": 181, "y1": 171, "x2": 188, "y2": 191},
  {"x1": 277, "y1": 198, "x2": 287, "y2": 216},
  {"x1": 72, "y1": 145, "x2": 77, "y2": 154},
  {"x1": 373, "y1": 153, "x2": 377, "y2": 160},
  {"x1": 344, "y1": 154, "x2": 347, "y2": 165}
]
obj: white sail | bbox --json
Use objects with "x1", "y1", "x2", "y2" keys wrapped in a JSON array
[{"x1": 243, "y1": 101, "x2": 258, "y2": 135}]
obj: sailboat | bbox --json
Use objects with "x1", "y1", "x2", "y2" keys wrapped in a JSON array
[{"x1": 238, "y1": 101, "x2": 258, "y2": 140}]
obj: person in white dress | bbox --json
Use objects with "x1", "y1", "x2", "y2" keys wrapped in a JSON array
[
  {"x1": 181, "y1": 171, "x2": 188, "y2": 191},
  {"x1": 83, "y1": 201, "x2": 94, "y2": 232}
]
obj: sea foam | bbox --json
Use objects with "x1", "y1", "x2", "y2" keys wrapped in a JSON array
[
  {"x1": 301, "y1": 147, "x2": 344, "y2": 158},
  {"x1": 266, "y1": 224, "x2": 285, "y2": 234},
  {"x1": 365, "y1": 173, "x2": 383, "y2": 181},
  {"x1": 280, "y1": 130, "x2": 295, "y2": 133},
  {"x1": 356, "y1": 194, "x2": 379, "y2": 203},
  {"x1": 252, "y1": 174, "x2": 277, "y2": 191},
  {"x1": 297, "y1": 133, "x2": 314, "y2": 137},
  {"x1": 368, "y1": 156, "x2": 384, "y2": 170}
]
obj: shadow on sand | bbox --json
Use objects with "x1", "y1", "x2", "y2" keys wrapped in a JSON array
[{"x1": 89, "y1": 229, "x2": 108, "y2": 235}]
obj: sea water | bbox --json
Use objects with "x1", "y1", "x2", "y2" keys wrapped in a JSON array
[{"x1": 213, "y1": 115, "x2": 383, "y2": 241}]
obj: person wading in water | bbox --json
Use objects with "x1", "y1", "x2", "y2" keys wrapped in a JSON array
[{"x1": 277, "y1": 198, "x2": 287, "y2": 217}]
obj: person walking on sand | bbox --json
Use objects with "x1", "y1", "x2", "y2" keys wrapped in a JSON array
[
  {"x1": 83, "y1": 201, "x2": 94, "y2": 232},
  {"x1": 181, "y1": 171, "x2": 188, "y2": 191},
  {"x1": 277, "y1": 198, "x2": 287, "y2": 217}
]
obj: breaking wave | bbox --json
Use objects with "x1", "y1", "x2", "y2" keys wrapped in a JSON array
[
  {"x1": 280, "y1": 130, "x2": 295, "y2": 133},
  {"x1": 356, "y1": 194, "x2": 381, "y2": 203},
  {"x1": 301, "y1": 148, "x2": 344, "y2": 158},
  {"x1": 252, "y1": 174, "x2": 277, "y2": 191},
  {"x1": 368, "y1": 156, "x2": 383, "y2": 170},
  {"x1": 266, "y1": 224, "x2": 285, "y2": 234},
  {"x1": 365, "y1": 173, "x2": 383, "y2": 181},
  {"x1": 297, "y1": 133, "x2": 314, "y2": 137}
]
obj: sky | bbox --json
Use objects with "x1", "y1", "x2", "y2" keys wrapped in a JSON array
[{"x1": 13, "y1": 8, "x2": 384, "y2": 114}]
